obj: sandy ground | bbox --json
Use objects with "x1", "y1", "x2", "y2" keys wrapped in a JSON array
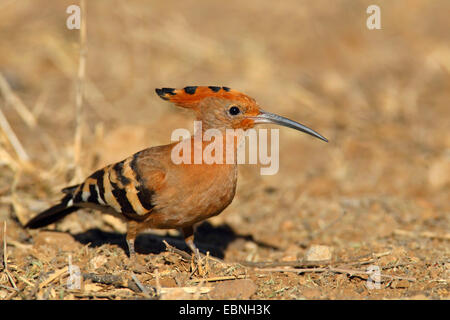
[{"x1": 0, "y1": 0, "x2": 449, "y2": 300}]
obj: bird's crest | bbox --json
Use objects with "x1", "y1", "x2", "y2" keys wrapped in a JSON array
[{"x1": 155, "y1": 86, "x2": 256, "y2": 109}]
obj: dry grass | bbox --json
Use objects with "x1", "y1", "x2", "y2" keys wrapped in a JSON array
[{"x1": 0, "y1": 0, "x2": 449, "y2": 300}]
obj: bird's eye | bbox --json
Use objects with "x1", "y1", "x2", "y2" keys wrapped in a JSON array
[{"x1": 228, "y1": 106, "x2": 241, "y2": 116}]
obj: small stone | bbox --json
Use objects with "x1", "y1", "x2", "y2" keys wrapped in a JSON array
[
  {"x1": 90, "y1": 255, "x2": 108, "y2": 269},
  {"x1": 304, "y1": 245, "x2": 333, "y2": 261}
]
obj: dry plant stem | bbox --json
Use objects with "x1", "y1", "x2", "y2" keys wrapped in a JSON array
[
  {"x1": 239, "y1": 252, "x2": 392, "y2": 269},
  {"x1": 160, "y1": 287, "x2": 212, "y2": 294},
  {"x1": 73, "y1": 0, "x2": 87, "y2": 182},
  {"x1": 2, "y1": 222, "x2": 6, "y2": 267},
  {"x1": 154, "y1": 269, "x2": 162, "y2": 296},
  {"x1": 255, "y1": 266, "x2": 416, "y2": 282},
  {"x1": 189, "y1": 275, "x2": 247, "y2": 283},
  {"x1": 11, "y1": 170, "x2": 29, "y2": 226},
  {"x1": 0, "y1": 73, "x2": 36, "y2": 128},
  {"x1": 16, "y1": 275, "x2": 34, "y2": 287},
  {"x1": 6, "y1": 283, "x2": 25, "y2": 300},
  {"x1": 0, "y1": 107, "x2": 29, "y2": 162},
  {"x1": 43, "y1": 36, "x2": 118, "y2": 121},
  {"x1": 82, "y1": 273, "x2": 126, "y2": 288},
  {"x1": 163, "y1": 240, "x2": 194, "y2": 261},
  {"x1": 3, "y1": 222, "x2": 18, "y2": 290},
  {"x1": 82, "y1": 272, "x2": 150, "y2": 294},
  {"x1": 5, "y1": 237, "x2": 32, "y2": 251},
  {"x1": 0, "y1": 284, "x2": 17, "y2": 292},
  {"x1": 0, "y1": 73, "x2": 59, "y2": 162},
  {"x1": 131, "y1": 272, "x2": 152, "y2": 299},
  {"x1": 163, "y1": 240, "x2": 225, "y2": 265},
  {"x1": 38, "y1": 266, "x2": 69, "y2": 290},
  {"x1": 239, "y1": 260, "x2": 334, "y2": 268}
]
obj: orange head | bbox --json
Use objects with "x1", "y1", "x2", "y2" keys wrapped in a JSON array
[{"x1": 156, "y1": 86, "x2": 327, "y2": 142}]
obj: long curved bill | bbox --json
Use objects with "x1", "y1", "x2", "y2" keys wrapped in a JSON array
[{"x1": 251, "y1": 110, "x2": 328, "y2": 142}]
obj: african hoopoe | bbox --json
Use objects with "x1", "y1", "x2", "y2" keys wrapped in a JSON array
[{"x1": 25, "y1": 86, "x2": 327, "y2": 259}]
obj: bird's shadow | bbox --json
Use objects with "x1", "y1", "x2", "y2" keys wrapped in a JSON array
[{"x1": 72, "y1": 222, "x2": 278, "y2": 259}]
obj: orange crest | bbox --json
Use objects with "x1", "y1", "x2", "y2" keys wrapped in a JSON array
[{"x1": 155, "y1": 86, "x2": 256, "y2": 109}]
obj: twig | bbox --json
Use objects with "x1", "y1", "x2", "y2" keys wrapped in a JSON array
[
  {"x1": 0, "y1": 73, "x2": 58, "y2": 162},
  {"x1": 162, "y1": 239, "x2": 225, "y2": 265},
  {"x1": 0, "y1": 145, "x2": 19, "y2": 172},
  {"x1": 163, "y1": 240, "x2": 192, "y2": 261},
  {"x1": 131, "y1": 272, "x2": 152, "y2": 299},
  {"x1": 189, "y1": 258, "x2": 199, "y2": 278},
  {"x1": 72, "y1": 0, "x2": 87, "y2": 183},
  {"x1": 0, "y1": 73, "x2": 36, "y2": 128},
  {"x1": 238, "y1": 252, "x2": 390, "y2": 269},
  {"x1": 2, "y1": 221, "x2": 6, "y2": 268},
  {"x1": 255, "y1": 266, "x2": 416, "y2": 282},
  {"x1": 16, "y1": 275, "x2": 35, "y2": 287},
  {"x1": 154, "y1": 269, "x2": 161, "y2": 296},
  {"x1": 0, "y1": 106, "x2": 30, "y2": 162},
  {"x1": 82, "y1": 272, "x2": 153, "y2": 295},
  {"x1": 11, "y1": 171, "x2": 29, "y2": 226},
  {"x1": 0, "y1": 284, "x2": 18, "y2": 292},
  {"x1": 5, "y1": 283, "x2": 25, "y2": 300},
  {"x1": 2, "y1": 222, "x2": 17, "y2": 290},
  {"x1": 238, "y1": 260, "x2": 331, "y2": 268},
  {"x1": 189, "y1": 275, "x2": 247, "y2": 283},
  {"x1": 43, "y1": 36, "x2": 118, "y2": 122},
  {"x1": 160, "y1": 287, "x2": 212, "y2": 294},
  {"x1": 82, "y1": 273, "x2": 126, "y2": 288},
  {"x1": 329, "y1": 267, "x2": 416, "y2": 282},
  {"x1": 39, "y1": 266, "x2": 69, "y2": 290},
  {"x1": 4, "y1": 237, "x2": 32, "y2": 251}
]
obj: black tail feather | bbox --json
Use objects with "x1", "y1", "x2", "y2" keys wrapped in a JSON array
[{"x1": 24, "y1": 200, "x2": 79, "y2": 229}]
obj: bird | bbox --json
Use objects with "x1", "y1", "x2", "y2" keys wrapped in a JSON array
[{"x1": 24, "y1": 86, "x2": 327, "y2": 261}]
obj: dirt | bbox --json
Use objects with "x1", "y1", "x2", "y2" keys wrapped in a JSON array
[{"x1": 0, "y1": 1, "x2": 449, "y2": 300}]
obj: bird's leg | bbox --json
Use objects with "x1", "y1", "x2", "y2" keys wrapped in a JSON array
[
  {"x1": 181, "y1": 225, "x2": 201, "y2": 262},
  {"x1": 126, "y1": 221, "x2": 138, "y2": 259},
  {"x1": 126, "y1": 221, "x2": 146, "y2": 273},
  {"x1": 126, "y1": 238, "x2": 136, "y2": 258}
]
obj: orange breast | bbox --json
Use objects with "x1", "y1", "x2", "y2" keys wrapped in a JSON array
[{"x1": 150, "y1": 162, "x2": 238, "y2": 228}]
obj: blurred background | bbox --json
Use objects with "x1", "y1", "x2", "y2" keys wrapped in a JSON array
[{"x1": 0, "y1": 0, "x2": 448, "y2": 299}]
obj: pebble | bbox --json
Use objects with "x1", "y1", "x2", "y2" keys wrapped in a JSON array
[{"x1": 304, "y1": 245, "x2": 333, "y2": 261}]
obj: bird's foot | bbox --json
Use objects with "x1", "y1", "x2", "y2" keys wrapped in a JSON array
[
  {"x1": 186, "y1": 239, "x2": 202, "y2": 261},
  {"x1": 126, "y1": 239, "x2": 147, "y2": 273},
  {"x1": 186, "y1": 240, "x2": 207, "y2": 276}
]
